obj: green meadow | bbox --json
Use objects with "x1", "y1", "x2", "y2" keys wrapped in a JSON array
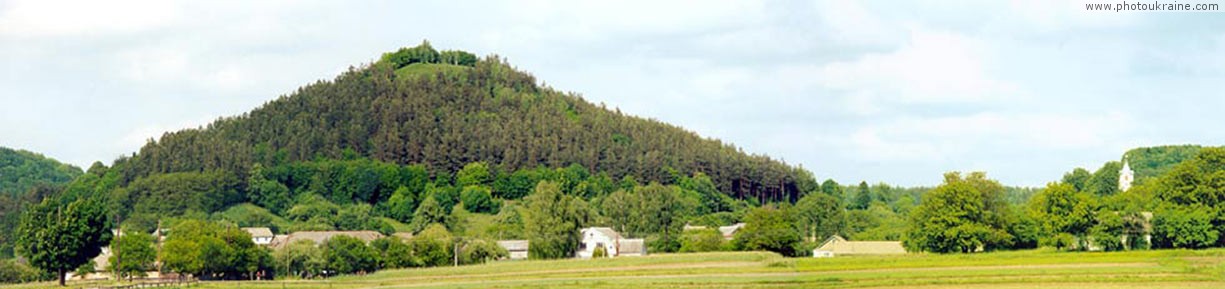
[{"x1": 8, "y1": 249, "x2": 1225, "y2": 289}]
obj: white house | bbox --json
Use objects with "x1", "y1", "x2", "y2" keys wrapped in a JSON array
[
  {"x1": 496, "y1": 240, "x2": 530, "y2": 260},
  {"x1": 242, "y1": 227, "x2": 275, "y2": 246},
  {"x1": 576, "y1": 227, "x2": 646, "y2": 258}
]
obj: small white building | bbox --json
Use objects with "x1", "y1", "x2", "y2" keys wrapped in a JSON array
[
  {"x1": 576, "y1": 227, "x2": 646, "y2": 258},
  {"x1": 496, "y1": 240, "x2": 529, "y2": 260},
  {"x1": 242, "y1": 227, "x2": 275, "y2": 246}
]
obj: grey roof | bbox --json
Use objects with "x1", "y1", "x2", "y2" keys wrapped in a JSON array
[
  {"x1": 617, "y1": 238, "x2": 646, "y2": 255},
  {"x1": 497, "y1": 240, "x2": 530, "y2": 251},
  {"x1": 585, "y1": 227, "x2": 623, "y2": 239},
  {"x1": 241, "y1": 227, "x2": 274, "y2": 238},
  {"x1": 271, "y1": 231, "x2": 384, "y2": 249}
]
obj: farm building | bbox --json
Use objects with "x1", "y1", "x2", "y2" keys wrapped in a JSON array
[
  {"x1": 269, "y1": 230, "x2": 384, "y2": 249},
  {"x1": 241, "y1": 227, "x2": 275, "y2": 246},
  {"x1": 496, "y1": 240, "x2": 530, "y2": 260},
  {"x1": 812, "y1": 235, "x2": 906, "y2": 257},
  {"x1": 576, "y1": 227, "x2": 646, "y2": 258}
]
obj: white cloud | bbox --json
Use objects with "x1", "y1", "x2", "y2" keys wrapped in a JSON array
[
  {"x1": 818, "y1": 27, "x2": 1018, "y2": 106},
  {"x1": 0, "y1": 0, "x2": 181, "y2": 37},
  {"x1": 838, "y1": 111, "x2": 1136, "y2": 162},
  {"x1": 117, "y1": 115, "x2": 217, "y2": 152},
  {"x1": 814, "y1": 0, "x2": 903, "y2": 48}
]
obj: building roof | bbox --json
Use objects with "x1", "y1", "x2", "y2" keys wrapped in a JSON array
[
  {"x1": 618, "y1": 238, "x2": 646, "y2": 255},
  {"x1": 497, "y1": 240, "x2": 530, "y2": 251},
  {"x1": 241, "y1": 227, "x2": 274, "y2": 238},
  {"x1": 584, "y1": 227, "x2": 623, "y2": 240},
  {"x1": 816, "y1": 235, "x2": 906, "y2": 255},
  {"x1": 683, "y1": 224, "x2": 708, "y2": 231},
  {"x1": 718, "y1": 223, "x2": 745, "y2": 238},
  {"x1": 271, "y1": 231, "x2": 384, "y2": 249}
]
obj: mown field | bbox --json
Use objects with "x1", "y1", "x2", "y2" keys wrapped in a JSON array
[{"x1": 7, "y1": 249, "x2": 1225, "y2": 289}]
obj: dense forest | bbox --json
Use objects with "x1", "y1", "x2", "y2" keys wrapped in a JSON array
[
  {"x1": 1122, "y1": 145, "x2": 1204, "y2": 184},
  {"x1": 0, "y1": 147, "x2": 81, "y2": 198},
  {"x1": 110, "y1": 41, "x2": 807, "y2": 206}
]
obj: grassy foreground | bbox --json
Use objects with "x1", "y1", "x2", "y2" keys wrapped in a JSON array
[{"x1": 7, "y1": 249, "x2": 1225, "y2": 289}]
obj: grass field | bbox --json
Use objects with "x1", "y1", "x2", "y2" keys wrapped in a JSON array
[{"x1": 7, "y1": 249, "x2": 1225, "y2": 289}]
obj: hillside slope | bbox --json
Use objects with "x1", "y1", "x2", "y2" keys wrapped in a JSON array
[
  {"x1": 0, "y1": 147, "x2": 81, "y2": 197},
  {"x1": 0, "y1": 146, "x2": 82, "y2": 258},
  {"x1": 111, "y1": 43, "x2": 808, "y2": 203},
  {"x1": 1123, "y1": 145, "x2": 1204, "y2": 183}
]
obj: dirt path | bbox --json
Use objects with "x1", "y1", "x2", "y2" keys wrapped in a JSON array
[
  {"x1": 804, "y1": 262, "x2": 1160, "y2": 274},
  {"x1": 361, "y1": 261, "x2": 763, "y2": 284},
  {"x1": 358, "y1": 262, "x2": 1171, "y2": 289}
]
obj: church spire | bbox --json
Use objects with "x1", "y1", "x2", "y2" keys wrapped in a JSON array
[{"x1": 1119, "y1": 158, "x2": 1134, "y2": 192}]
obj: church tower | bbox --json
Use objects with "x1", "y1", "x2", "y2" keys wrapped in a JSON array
[{"x1": 1119, "y1": 159, "x2": 1134, "y2": 192}]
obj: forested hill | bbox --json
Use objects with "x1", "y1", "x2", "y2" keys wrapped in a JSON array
[
  {"x1": 1123, "y1": 145, "x2": 1205, "y2": 183},
  {"x1": 0, "y1": 147, "x2": 81, "y2": 197},
  {"x1": 111, "y1": 42, "x2": 808, "y2": 203},
  {"x1": 0, "y1": 146, "x2": 81, "y2": 257}
]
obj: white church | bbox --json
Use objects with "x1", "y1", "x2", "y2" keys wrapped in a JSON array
[{"x1": 1119, "y1": 159, "x2": 1134, "y2": 192}]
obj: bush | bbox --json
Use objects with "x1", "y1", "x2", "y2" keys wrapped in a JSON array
[
  {"x1": 460, "y1": 239, "x2": 507, "y2": 264},
  {"x1": 384, "y1": 41, "x2": 440, "y2": 68},
  {"x1": 273, "y1": 239, "x2": 324, "y2": 279},
  {"x1": 0, "y1": 259, "x2": 48, "y2": 283},
  {"x1": 733, "y1": 205, "x2": 802, "y2": 256},
  {"x1": 679, "y1": 228, "x2": 725, "y2": 253},
  {"x1": 370, "y1": 237, "x2": 412, "y2": 269},
  {"x1": 592, "y1": 246, "x2": 607, "y2": 258},
  {"x1": 440, "y1": 50, "x2": 478, "y2": 67},
  {"x1": 409, "y1": 224, "x2": 453, "y2": 267},
  {"x1": 322, "y1": 235, "x2": 378, "y2": 275},
  {"x1": 1152, "y1": 205, "x2": 1219, "y2": 249},
  {"x1": 461, "y1": 186, "x2": 499, "y2": 214}
]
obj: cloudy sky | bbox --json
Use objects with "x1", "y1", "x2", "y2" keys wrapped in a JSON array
[{"x1": 2, "y1": 0, "x2": 1223, "y2": 187}]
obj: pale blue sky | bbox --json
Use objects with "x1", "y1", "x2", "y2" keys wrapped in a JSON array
[{"x1": 2, "y1": 0, "x2": 1223, "y2": 186}]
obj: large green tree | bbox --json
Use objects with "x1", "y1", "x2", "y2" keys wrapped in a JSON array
[
  {"x1": 905, "y1": 172, "x2": 1013, "y2": 253},
  {"x1": 1027, "y1": 182, "x2": 1097, "y2": 250},
  {"x1": 1088, "y1": 161, "x2": 1122, "y2": 196},
  {"x1": 108, "y1": 230, "x2": 157, "y2": 280},
  {"x1": 1061, "y1": 168, "x2": 1092, "y2": 192},
  {"x1": 851, "y1": 181, "x2": 872, "y2": 210},
  {"x1": 158, "y1": 220, "x2": 269, "y2": 280},
  {"x1": 732, "y1": 204, "x2": 802, "y2": 256},
  {"x1": 15, "y1": 197, "x2": 112, "y2": 286},
  {"x1": 794, "y1": 192, "x2": 844, "y2": 242},
  {"x1": 523, "y1": 181, "x2": 588, "y2": 259},
  {"x1": 322, "y1": 235, "x2": 378, "y2": 275}
]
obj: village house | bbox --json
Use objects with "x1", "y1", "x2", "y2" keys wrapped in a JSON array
[
  {"x1": 812, "y1": 235, "x2": 906, "y2": 257},
  {"x1": 241, "y1": 227, "x2": 275, "y2": 246},
  {"x1": 576, "y1": 227, "x2": 646, "y2": 258},
  {"x1": 269, "y1": 230, "x2": 384, "y2": 249},
  {"x1": 496, "y1": 240, "x2": 530, "y2": 260}
]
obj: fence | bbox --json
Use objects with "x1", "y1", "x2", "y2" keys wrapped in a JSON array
[{"x1": 89, "y1": 277, "x2": 198, "y2": 289}]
